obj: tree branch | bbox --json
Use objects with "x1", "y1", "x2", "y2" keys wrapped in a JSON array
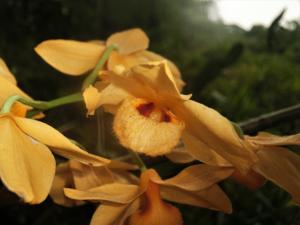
[{"x1": 239, "y1": 103, "x2": 300, "y2": 134}]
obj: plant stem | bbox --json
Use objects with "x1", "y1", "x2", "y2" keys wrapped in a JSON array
[
  {"x1": 82, "y1": 44, "x2": 117, "y2": 89},
  {"x1": 129, "y1": 150, "x2": 147, "y2": 172},
  {"x1": 0, "y1": 93, "x2": 83, "y2": 114}
]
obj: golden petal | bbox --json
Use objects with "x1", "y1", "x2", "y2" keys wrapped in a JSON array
[
  {"x1": 12, "y1": 115, "x2": 110, "y2": 165},
  {"x1": 165, "y1": 146, "x2": 195, "y2": 164},
  {"x1": 163, "y1": 164, "x2": 234, "y2": 191},
  {"x1": 0, "y1": 117, "x2": 55, "y2": 204},
  {"x1": 247, "y1": 132, "x2": 300, "y2": 146},
  {"x1": 64, "y1": 183, "x2": 140, "y2": 204},
  {"x1": 173, "y1": 100, "x2": 257, "y2": 172},
  {"x1": 50, "y1": 162, "x2": 81, "y2": 207},
  {"x1": 182, "y1": 131, "x2": 232, "y2": 166},
  {"x1": 131, "y1": 61, "x2": 185, "y2": 103},
  {"x1": 161, "y1": 184, "x2": 232, "y2": 213},
  {"x1": 0, "y1": 76, "x2": 30, "y2": 107},
  {"x1": 97, "y1": 83, "x2": 131, "y2": 107},
  {"x1": 35, "y1": 39, "x2": 105, "y2": 75},
  {"x1": 113, "y1": 98, "x2": 185, "y2": 156},
  {"x1": 107, "y1": 51, "x2": 185, "y2": 91},
  {"x1": 0, "y1": 58, "x2": 17, "y2": 84},
  {"x1": 253, "y1": 146, "x2": 300, "y2": 205},
  {"x1": 91, "y1": 200, "x2": 140, "y2": 225},
  {"x1": 106, "y1": 28, "x2": 149, "y2": 54},
  {"x1": 136, "y1": 51, "x2": 185, "y2": 91},
  {"x1": 83, "y1": 85, "x2": 101, "y2": 116},
  {"x1": 69, "y1": 160, "x2": 115, "y2": 190}
]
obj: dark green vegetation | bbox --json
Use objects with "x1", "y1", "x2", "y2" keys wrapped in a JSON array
[{"x1": 0, "y1": 0, "x2": 299, "y2": 224}]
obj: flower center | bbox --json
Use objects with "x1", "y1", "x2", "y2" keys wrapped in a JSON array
[{"x1": 113, "y1": 98, "x2": 185, "y2": 156}]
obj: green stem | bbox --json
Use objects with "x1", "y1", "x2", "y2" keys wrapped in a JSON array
[
  {"x1": 129, "y1": 151, "x2": 147, "y2": 172},
  {"x1": 0, "y1": 93, "x2": 83, "y2": 114},
  {"x1": 82, "y1": 44, "x2": 117, "y2": 89}
]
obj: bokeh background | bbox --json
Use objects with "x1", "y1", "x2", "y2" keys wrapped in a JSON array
[{"x1": 0, "y1": 0, "x2": 300, "y2": 224}]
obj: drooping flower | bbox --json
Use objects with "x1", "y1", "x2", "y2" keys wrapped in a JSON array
[
  {"x1": 172, "y1": 131, "x2": 300, "y2": 205},
  {"x1": 65, "y1": 165, "x2": 233, "y2": 225},
  {"x1": 83, "y1": 61, "x2": 256, "y2": 172},
  {"x1": 50, "y1": 159, "x2": 138, "y2": 206},
  {"x1": 34, "y1": 28, "x2": 184, "y2": 91},
  {"x1": 0, "y1": 112, "x2": 113, "y2": 204}
]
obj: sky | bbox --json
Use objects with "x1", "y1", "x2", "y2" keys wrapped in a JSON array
[{"x1": 216, "y1": 0, "x2": 300, "y2": 30}]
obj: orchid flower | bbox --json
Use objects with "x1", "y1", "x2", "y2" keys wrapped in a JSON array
[{"x1": 64, "y1": 165, "x2": 234, "y2": 225}]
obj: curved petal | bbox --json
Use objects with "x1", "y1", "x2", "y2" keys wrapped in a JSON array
[
  {"x1": 35, "y1": 39, "x2": 105, "y2": 75},
  {"x1": 12, "y1": 116, "x2": 110, "y2": 165},
  {"x1": 50, "y1": 162, "x2": 82, "y2": 207},
  {"x1": 0, "y1": 117, "x2": 55, "y2": 204},
  {"x1": 106, "y1": 28, "x2": 149, "y2": 54},
  {"x1": 0, "y1": 76, "x2": 30, "y2": 107},
  {"x1": 83, "y1": 85, "x2": 101, "y2": 116},
  {"x1": 91, "y1": 200, "x2": 140, "y2": 225},
  {"x1": 247, "y1": 132, "x2": 300, "y2": 146},
  {"x1": 97, "y1": 83, "x2": 131, "y2": 107},
  {"x1": 107, "y1": 51, "x2": 185, "y2": 91},
  {"x1": 131, "y1": 62, "x2": 185, "y2": 103},
  {"x1": 0, "y1": 58, "x2": 17, "y2": 84},
  {"x1": 161, "y1": 184, "x2": 232, "y2": 213},
  {"x1": 173, "y1": 100, "x2": 257, "y2": 172},
  {"x1": 253, "y1": 146, "x2": 300, "y2": 205},
  {"x1": 163, "y1": 164, "x2": 234, "y2": 191},
  {"x1": 64, "y1": 183, "x2": 140, "y2": 204},
  {"x1": 165, "y1": 146, "x2": 195, "y2": 164},
  {"x1": 69, "y1": 160, "x2": 115, "y2": 190},
  {"x1": 182, "y1": 131, "x2": 232, "y2": 166}
]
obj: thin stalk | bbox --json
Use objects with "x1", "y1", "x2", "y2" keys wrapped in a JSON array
[
  {"x1": 129, "y1": 150, "x2": 147, "y2": 172},
  {"x1": 0, "y1": 93, "x2": 83, "y2": 114},
  {"x1": 82, "y1": 44, "x2": 117, "y2": 89}
]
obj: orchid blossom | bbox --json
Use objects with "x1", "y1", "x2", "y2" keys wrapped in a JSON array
[
  {"x1": 65, "y1": 165, "x2": 234, "y2": 225},
  {"x1": 83, "y1": 61, "x2": 256, "y2": 172}
]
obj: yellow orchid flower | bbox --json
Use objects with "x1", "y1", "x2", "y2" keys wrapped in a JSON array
[
  {"x1": 34, "y1": 28, "x2": 184, "y2": 90},
  {"x1": 50, "y1": 159, "x2": 138, "y2": 206},
  {"x1": 172, "y1": 131, "x2": 300, "y2": 205},
  {"x1": 64, "y1": 165, "x2": 233, "y2": 225},
  {"x1": 83, "y1": 61, "x2": 256, "y2": 172},
  {"x1": 0, "y1": 112, "x2": 112, "y2": 204}
]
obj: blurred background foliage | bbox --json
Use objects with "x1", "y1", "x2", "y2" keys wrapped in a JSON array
[{"x1": 0, "y1": 0, "x2": 300, "y2": 224}]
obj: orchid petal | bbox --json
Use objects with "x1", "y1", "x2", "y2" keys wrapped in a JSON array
[
  {"x1": 0, "y1": 76, "x2": 30, "y2": 107},
  {"x1": 83, "y1": 85, "x2": 102, "y2": 116},
  {"x1": 50, "y1": 162, "x2": 82, "y2": 207},
  {"x1": 13, "y1": 116, "x2": 110, "y2": 165},
  {"x1": 253, "y1": 146, "x2": 300, "y2": 205},
  {"x1": 182, "y1": 131, "x2": 232, "y2": 166},
  {"x1": 163, "y1": 164, "x2": 234, "y2": 191},
  {"x1": 0, "y1": 117, "x2": 55, "y2": 204},
  {"x1": 247, "y1": 132, "x2": 300, "y2": 146},
  {"x1": 91, "y1": 201, "x2": 140, "y2": 225},
  {"x1": 0, "y1": 58, "x2": 17, "y2": 84},
  {"x1": 161, "y1": 184, "x2": 232, "y2": 213},
  {"x1": 106, "y1": 28, "x2": 149, "y2": 54},
  {"x1": 165, "y1": 146, "x2": 195, "y2": 164},
  {"x1": 35, "y1": 39, "x2": 105, "y2": 75},
  {"x1": 64, "y1": 183, "x2": 140, "y2": 204},
  {"x1": 173, "y1": 100, "x2": 257, "y2": 172}
]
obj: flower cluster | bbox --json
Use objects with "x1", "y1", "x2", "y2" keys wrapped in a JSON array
[{"x1": 0, "y1": 28, "x2": 299, "y2": 224}]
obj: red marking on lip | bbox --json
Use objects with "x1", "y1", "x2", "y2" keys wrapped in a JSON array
[
  {"x1": 161, "y1": 112, "x2": 171, "y2": 122},
  {"x1": 136, "y1": 102, "x2": 155, "y2": 117}
]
